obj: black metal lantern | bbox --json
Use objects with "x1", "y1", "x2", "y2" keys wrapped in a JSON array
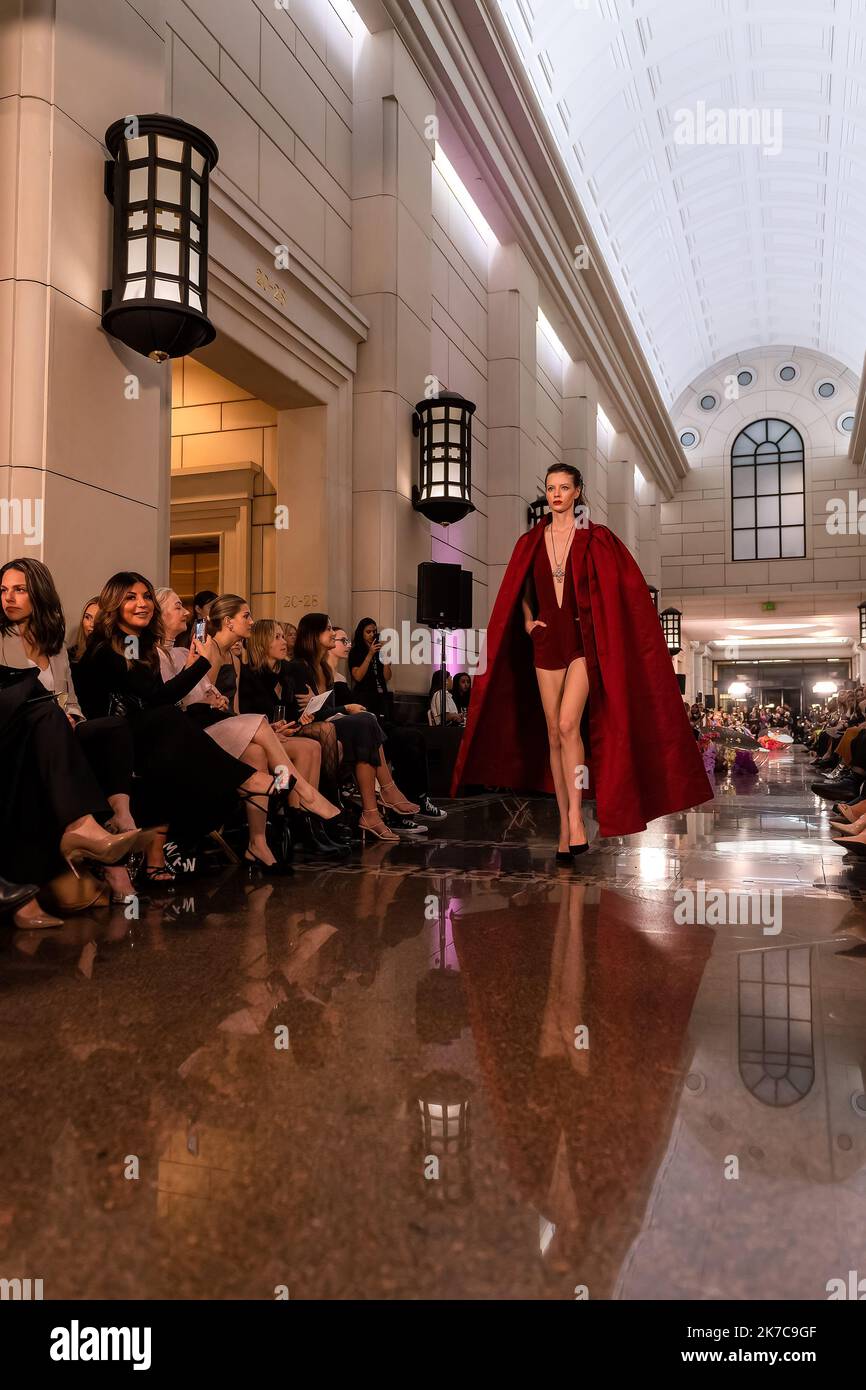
[
  {"x1": 411, "y1": 391, "x2": 476, "y2": 526},
  {"x1": 661, "y1": 606, "x2": 682, "y2": 655},
  {"x1": 102, "y1": 114, "x2": 219, "y2": 362},
  {"x1": 648, "y1": 584, "x2": 659, "y2": 614},
  {"x1": 527, "y1": 495, "x2": 548, "y2": 528},
  {"x1": 859, "y1": 601, "x2": 866, "y2": 645}
]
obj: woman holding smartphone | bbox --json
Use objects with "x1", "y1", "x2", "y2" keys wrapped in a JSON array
[{"x1": 158, "y1": 593, "x2": 346, "y2": 860}]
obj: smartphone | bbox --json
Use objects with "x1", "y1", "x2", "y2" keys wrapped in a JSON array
[{"x1": 194, "y1": 618, "x2": 206, "y2": 642}]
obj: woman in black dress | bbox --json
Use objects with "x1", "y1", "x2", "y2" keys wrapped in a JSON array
[
  {"x1": 75, "y1": 574, "x2": 335, "y2": 879},
  {"x1": 348, "y1": 617, "x2": 446, "y2": 822},
  {"x1": 0, "y1": 557, "x2": 149, "y2": 903},
  {"x1": 283, "y1": 613, "x2": 420, "y2": 843},
  {"x1": 0, "y1": 668, "x2": 139, "y2": 930}
]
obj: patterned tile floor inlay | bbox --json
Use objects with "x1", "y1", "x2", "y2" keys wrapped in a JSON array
[{"x1": 1, "y1": 747, "x2": 865, "y2": 1299}]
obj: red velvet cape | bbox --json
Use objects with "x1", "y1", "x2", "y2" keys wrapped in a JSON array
[{"x1": 450, "y1": 517, "x2": 714, "y2": 836}]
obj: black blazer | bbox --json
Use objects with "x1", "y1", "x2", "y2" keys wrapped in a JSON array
[
  {"x1": 238, "y1": 662, "x2": 292, "y2": 723},
  {"x1": 76, "y1": 641, "x2": 210, "y2": 720},
  {"x1": 279, "y1": 658, "x2": 347, "y2": 723}
]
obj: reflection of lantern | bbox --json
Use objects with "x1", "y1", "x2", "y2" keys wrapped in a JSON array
[
  {"x1": 648, "y1": 584, "x2": 659, "y2": 614},
  {"x1": 728, "y1": 681, "x2": 751, "y2": 700},
  {"x1": 859, "y1": 601, "x2": 866, "y2": 645},
  {"x1": 527, "y1": 495, "x2": 548, "y2": 529},
  {"x1": 661, "y1": 606, "x2": 682, "y2": 655},
  {"x1": 415, "y1": 1070, "x2": 473, "y2": 1205},
  {"x1": 412, "y1": 392, "x2": 476, "y2": 525},
  {"x1": 102, "y1": 114, "x2": 219, "y2": 362},
  {"x1": 415, "y1": 878, "x2": 466, "y2": 1044},
  {"x1": 812, "y1": 680, "x2": 838, "y2": 696}
]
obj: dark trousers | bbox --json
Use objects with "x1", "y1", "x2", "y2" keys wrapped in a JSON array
[
  {"x1": 75, "y1": 716, "x2": 135, "y2": 798},
  {"x1": 0, "y1": 699, "x2": 110, "y2": 885},
  {"x1": 849, "y1": 729, "x2": 866, "y2": 770},
  {"x1": 382, "y1": 722, "x2": 429, "y2": 800}
]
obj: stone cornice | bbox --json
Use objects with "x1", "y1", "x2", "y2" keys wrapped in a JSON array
[{"x1": 385, "y1": 0, "x2": 687, "y2": 497}]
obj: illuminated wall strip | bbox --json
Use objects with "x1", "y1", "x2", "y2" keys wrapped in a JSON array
[{"x1": 433, "y1": 144, "x2": 499, "y2": 247}]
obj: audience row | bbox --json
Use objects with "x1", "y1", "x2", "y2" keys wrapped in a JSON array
[{"x1": 0, "y1": 558, "x2": 464, "y2": 931}]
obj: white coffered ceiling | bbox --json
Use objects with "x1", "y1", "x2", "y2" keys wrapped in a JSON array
[{"x1": 494, "y1": 0, "x2": 866, "y2": 404}]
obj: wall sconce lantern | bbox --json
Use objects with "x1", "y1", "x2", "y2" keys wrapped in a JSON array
[
  {"x1": 648, "y1": 584, "x2": 659, "y2": 614},
  {"x1": 412, "y1": 391, "x2": 476, "y2": 526},
  {"x1": 102, "y1": 114, "x2": 219, "y2": 362},
  {"x1": 527, "y1": 495, "x2": 548, "y2": 529},
  {"x1": 661, "y1": 606, "x2": 682, "y2": 655},
  {"x1": 859, "y1": 600, "x2": 866, "y2": 646}
]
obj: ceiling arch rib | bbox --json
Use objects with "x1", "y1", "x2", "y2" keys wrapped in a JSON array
[{"x1": 495, "y1": 0, "x2": 864, "y2": 405}]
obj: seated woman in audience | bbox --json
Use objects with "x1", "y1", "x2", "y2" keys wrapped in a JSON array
[
  {"x1": 0, "y1": 659, "x2": 140, "y2": 930},
  {"x1": 284, "y1": 613, "x2": 421, "y2": 843},
  {"x1": 428, "y1": 670, "x2": 463, "y2": 725},
  {"x1": 346, "y1": 619, "x2": 446, "y2": 821},
  {"x1": 452, "y1": 671, "x2": 472, "y2": 717},
  {"x1": 76, "y1": 574, "x2": 340, "y2": 880},
  {"x1": 69, "y1": 596, "x2": 99, "y2": 667},
  {"x1": 0, "y1": 558, "x2": 151, "y2": 903},
  {"x1": 241, "y1": 619, "x2": 345, "y2": 814},
  {"x1": 158, "y1": 592, "x2": 346, "y2": 859},
  {"x1": 283, "y1": 622, "x2": 297, "y2": 660}
]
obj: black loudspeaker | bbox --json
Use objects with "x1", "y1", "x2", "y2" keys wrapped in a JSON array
[
  {"x1": 459, "y1": 569, "x2": 472, "y2": 629},
  {"x1": 704, "y1": 694, "x2": 715, "y2": 711},
  {"x1": 676, "y1": 673, "x2": 687, "y2": 694},
  {"x1": 417, "y1": 562, "x2": 462, "y2": 627}
]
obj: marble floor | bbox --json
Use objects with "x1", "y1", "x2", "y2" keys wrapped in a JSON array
[{"x1": 2, "y1": 747, "x2": 866, "y2": 1301}]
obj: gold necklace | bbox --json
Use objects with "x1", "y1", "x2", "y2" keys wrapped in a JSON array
[{"x1": 549, "y1": 524, "x2": 574, "y2": 582}]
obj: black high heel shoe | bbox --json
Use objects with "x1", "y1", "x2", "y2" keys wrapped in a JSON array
[
  {"x1": 555, "y1": 851, "x2": 574, "y2": 865},
  {"x1": 239, "y1": 772, "x2": 299, "y2": 816},
  {"x1": 244, "y1": 849, "x2": 295, "y2": 877},
  {"x1": 569, "y1": 843, "x2": 589, "y2": 856},
  {"x1": 0, "y1": 875, "x2": 40, "y2": 912}
]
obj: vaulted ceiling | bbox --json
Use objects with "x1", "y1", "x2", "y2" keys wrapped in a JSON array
[{"x1": 495, "y1": 0, "x2": 866, "y2": 405}]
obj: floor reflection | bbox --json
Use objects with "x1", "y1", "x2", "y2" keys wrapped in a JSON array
[{"x1": 1, "y1": 750, "x2": 865, "y2": 1298}]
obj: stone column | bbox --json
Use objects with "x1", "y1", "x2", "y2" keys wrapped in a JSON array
[
  {"x1": 0, "y1": 0, "x2": 170, "y2": 615},
  {"x1": 638, "y1": 478, "x2": 661, "y2": 589},
  {"x1": 351, "y1": 28, "x2": 433, "y2": 690},
  {"x1": 607, "y1": 432, "x2": 638, "y2": 556},
  {"x1": 563, "y1": 358, "x2": 606, "y2": 522},
  {"x1": 486, "y1": 241, "x2": 538, "y2": 603}
]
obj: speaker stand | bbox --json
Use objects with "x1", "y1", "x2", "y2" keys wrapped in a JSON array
[{"x1": 438, "y1": 626, "x2": 447, "y2": 728}]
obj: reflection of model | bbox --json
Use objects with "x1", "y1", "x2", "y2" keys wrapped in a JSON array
[
  {"x1": 451, "y1": 464, "x2": 713, "y2": 840},
  {"x1": 453, "y1": 883, "x2": 714, "y2": 1297}
]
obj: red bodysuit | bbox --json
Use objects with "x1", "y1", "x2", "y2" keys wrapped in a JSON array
[{"x1": 530, "y1": 533, "x2": 585, "y2": 670}]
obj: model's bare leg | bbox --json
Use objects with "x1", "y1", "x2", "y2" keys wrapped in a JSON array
[
  {"x1": 535, "y1": 666, "x2": 570, "y2": 852},
  {"x1": 558, "y1": 657, "x2": 590, "y2": 847}
]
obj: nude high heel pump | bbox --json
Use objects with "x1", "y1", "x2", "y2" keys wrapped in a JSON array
[
  {"x1": 59, "y1": 827, "x2": 139, "y2": 878},
  {"x1": 13, "y1": 900, "x2": 63, "y2": 930},
  {"x1": 831, "y1": 828, "x2": 866, "y2": 855},
  {"x1": 829, "y1": 812, "x2": 866, "y2": 835}
]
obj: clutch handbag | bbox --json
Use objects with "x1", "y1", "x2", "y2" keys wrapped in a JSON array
[{"x1": 107, "y1": 690, "x2": 147, "y2": 718}]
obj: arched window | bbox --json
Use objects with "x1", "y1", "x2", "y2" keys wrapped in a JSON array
[{"x1": 731, "y1": 418, "x2": 805, "y2": 560}]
